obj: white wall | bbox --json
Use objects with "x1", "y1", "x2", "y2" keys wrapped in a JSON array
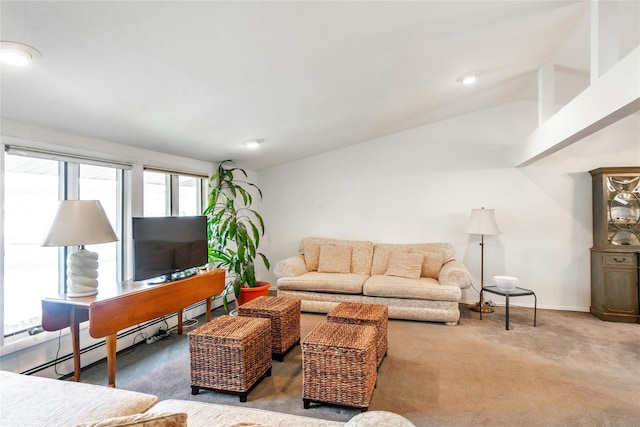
[{"x1": 257, "y1": 100, "x2": 640, "y2": 311}]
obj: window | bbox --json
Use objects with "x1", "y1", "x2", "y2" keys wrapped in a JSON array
[
  {"x1": 3, "y1": 156, "x2": 60, "y2": 335},
  {"x1": 2, "y1": 150, "x2": 125, "y2": 337},
  {"x1": 143, "y1": 171, "x2": 168, "y2": 217},
  {"x1": 2, "y1": 148, "x2": 207, "y2": 339},
  {"x1": 143, "y1": 169, "x2": 206, "y2": 217},
  {"x1": 179, "y1": 175, "x2": 202, "y2": 216},
  {"x1": 79, "y1": 164, "x2": 121, "y2": 287}
]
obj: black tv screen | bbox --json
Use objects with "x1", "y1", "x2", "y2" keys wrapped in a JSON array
[{"x1": 132, "y1": 216, "x2": 208, "y2": 282}]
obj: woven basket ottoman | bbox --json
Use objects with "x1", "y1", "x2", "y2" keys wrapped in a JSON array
[
  {"x1": 327, "y1": 302, "x2": 388, "y2": 367},
  {"x1": 237, "y1": 296, "x2": 301, "y2": 361},
  {"x1": 302, "y1": 321, "x2": 377, "y2": 411},
  {"x1": 188, "y1": 315, "x2": 271, "y2": 402}
]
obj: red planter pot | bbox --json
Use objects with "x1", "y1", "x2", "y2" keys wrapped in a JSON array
[{"x1": 236, "y1": 281, "x2": 271, "y2": 306}]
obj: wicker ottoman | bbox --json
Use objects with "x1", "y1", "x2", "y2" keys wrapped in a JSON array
[
  {"x1": 188, "y1": 315, "x2": 271, "y2": 402},
  {"x1": 327, "y1": 302, "x2": 388, "y2": 367},
  {"x1": 302, "y1": 321, "x2": 377, "y2": 411},
  {"x1": 237, "y1": 296, "x2": 301, "y2": 361}
]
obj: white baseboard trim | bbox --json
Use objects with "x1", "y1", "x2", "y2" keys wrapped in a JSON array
[{"x1": 460, "y1": 297, "x2": 590, "y2": 313}]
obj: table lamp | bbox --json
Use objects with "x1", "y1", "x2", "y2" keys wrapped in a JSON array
[
  {"x1": 42, "y1": 200, "x2": 118, "y2": 297},
  {"x1": 465, "y1": 207, "x2": 500, "y2": 313}
]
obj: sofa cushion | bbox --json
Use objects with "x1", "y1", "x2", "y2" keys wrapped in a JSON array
[
  {"x1": 371, "y1": 243, "x2": 454, "y2": 276},
  {"x1": 148, "y1": 399, "x2": 344, "y2": 427},
  {"x1": 317, "y1": 245, "x2": 352, "y2": 273},
  {"x1": 300, "y1": 237, "x2": 374, "y2": 274},
  {"x1": 363, "y1": 275, "x2": 462, "y2": 301},
  {"x1": 301, "y1": 243, "x2": 321, "y2": 271},
  {"x1": 0, "y1": 371, "x2": 159, "y2": 427},
  {"x1": 384, "y1": 252, "x2": 424, "y2": 279},
  {"x1": 75, "y1": 412, "x2": 187, "y2": 427},
  {"x1": 410, "y1": 250, "x2": 444, "y2": 279},
  {"x1": 346, "y1": 411, "x2": 416, "y2": 426},
  {"x1": 277, "y1": 272, "x2": 367, "y2": 294}
]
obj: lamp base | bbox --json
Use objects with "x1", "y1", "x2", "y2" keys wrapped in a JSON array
[
  {"x1": 66, "y1": 249, "x2": 99, "y2": 297},
  {"x1": 67, "y1": 289, "x2": 98, "y2": 298},
  {"x1": 469, "y1": 301, "x2": 494, "y2": 313}
]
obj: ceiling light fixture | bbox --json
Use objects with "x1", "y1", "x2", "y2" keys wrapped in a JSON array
[
  {"x1": 457, "y1": 73, "x2": 477, "y2": 85},
  {"x1": 0, "y1": 41, "x2": 41, "y2": 67},
  {"x1": 244, "y1": 139, "x2": 263, "y2": 149}
]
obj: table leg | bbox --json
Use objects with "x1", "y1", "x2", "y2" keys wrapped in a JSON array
[
  {"x1": 177, "y1": 310, "x2": 183, "y2": 335},
  {"x1": 533, "y1": 292, "x2": 537, "y2": 327},
  {"x1": 69, "y1": 307, "x2": 81, "y2": 382},
  {"x1": 505, "y1": 293, "x2": 510, "y2": 330},
  {"x1": 206, "y1": 297, "x2": 212, "y2": 323},
  {"x1": 105, "y1": 334, "x2": 117, "y2": 388}
]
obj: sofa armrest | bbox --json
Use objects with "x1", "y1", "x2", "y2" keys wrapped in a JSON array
[
  {"x1": 438, "y1": 260, "x2": 472, "y2": 289},
  {"x1": 274, "y1": 255, "x2": 308, "y2": 278},
  {"x1": 0, "y1": 371, "x2": 158, "y2": 427}
]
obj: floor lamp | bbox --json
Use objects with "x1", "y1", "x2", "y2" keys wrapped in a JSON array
[{"x1": 465, "y1": 207, "x2": 500, "y2": 313}]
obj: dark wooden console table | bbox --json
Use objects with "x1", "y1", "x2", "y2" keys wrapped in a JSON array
[{"x1": 41, "y1": 269, "x2": 225, "y2": 387}]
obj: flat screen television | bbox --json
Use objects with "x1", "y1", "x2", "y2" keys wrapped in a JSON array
[{"x1": 132, "y1": 216, "x2": 208, "y2": 283}]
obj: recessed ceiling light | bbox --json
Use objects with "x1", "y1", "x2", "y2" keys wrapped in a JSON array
[
  {"x1": 457, "y1": 73, "x2": 477, "y2": 85},
  {"x1": 244, "y1": 139, "x2": 263, "y2": 149},
  {"x1": 0, "y1": 41, "x2": 41, "y2": 67}
]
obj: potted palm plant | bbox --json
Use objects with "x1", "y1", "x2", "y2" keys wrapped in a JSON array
[{"x1": 204, "y1": 160, "x2": 270, "y2": 311}]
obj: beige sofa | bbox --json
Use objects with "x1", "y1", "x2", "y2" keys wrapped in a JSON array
[
  {"x1": 275, "y1": 237, "x2": 472, "y2": 325},
  {"x1": 0, "y1": 371, "x2": 412, "y2": 426}
]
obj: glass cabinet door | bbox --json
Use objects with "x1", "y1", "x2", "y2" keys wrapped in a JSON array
[{"x1": 607, "y1": 176, "x2": 640, "y2": 246}]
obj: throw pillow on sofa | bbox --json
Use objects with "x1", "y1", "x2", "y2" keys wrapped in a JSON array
[
  {"x1": 302, "y1": 243, "x2": 321, "y2": 271},
  {"x1": 411, "y1": 250, "x2": 444, "y2": 278},
  {"x1": 384, "y1": 252, "x2": 424, "y2": 279},
  {"x1": 75, "y1": 412, "x2": 187, "y2": 427},
  {"x1": 317, "y1": 245, "x2": 352, "y2": 273}
]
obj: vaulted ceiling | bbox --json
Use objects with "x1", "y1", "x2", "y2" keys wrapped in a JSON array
[{"x1": 1, "y1": 1, "x2": 638, "y2": 170}]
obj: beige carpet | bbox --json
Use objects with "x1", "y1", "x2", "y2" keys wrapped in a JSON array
[{"x1": 79, "y1": 305, "x2": 640, "y2": 426}]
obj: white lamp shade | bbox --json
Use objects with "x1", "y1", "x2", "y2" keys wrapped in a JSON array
[
  {"x1": 42, "y1": 200, "x2": 118, "y2": 247},
  {"x1": 464, "y1": 207, "x2": 500, "y2": 236}
]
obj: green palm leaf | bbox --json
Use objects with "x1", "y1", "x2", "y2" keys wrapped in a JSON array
[{"x1": 205, "y1": 160, "x2": 270, "y2": 311}]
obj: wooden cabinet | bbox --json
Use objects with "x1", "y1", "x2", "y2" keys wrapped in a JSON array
[
  {"x1": 589, "y1": 167, "x2": 640, "y2": 323},
  {"x1": 590, "y1": 249, "x2": 638, "y2": 321}
]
